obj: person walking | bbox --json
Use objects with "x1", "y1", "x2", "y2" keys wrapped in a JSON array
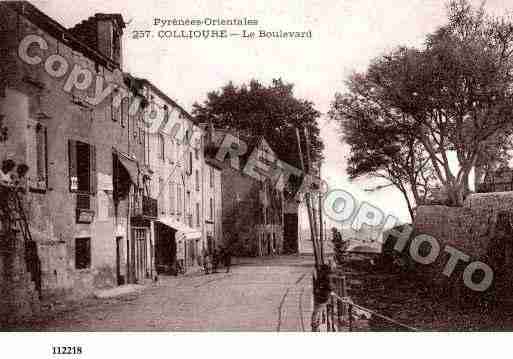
[
  {"x1": 311, "y1": 264, "x2": 333, "y2": 332},
  {"x1": 202, "y1": 247, "x2": 210, "y2": 275},
  {"x1": 224, "y1": 246, "x2": 232, "y2": 273},
  {"x1": 212, "y1": 248, "x2": 219, "y2": 273}
]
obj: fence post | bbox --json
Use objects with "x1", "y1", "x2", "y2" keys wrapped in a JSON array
[
  {"x1": 348, "y1": 303, "x2": 353, "y2": 332},
  {"x1": 331, "y1": 295, "x2": 336, "y2": 331}
]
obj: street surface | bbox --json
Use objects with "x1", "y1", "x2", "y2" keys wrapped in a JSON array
[{"x1": 15, "y1": 256, "x2": 314, "y2": 331}]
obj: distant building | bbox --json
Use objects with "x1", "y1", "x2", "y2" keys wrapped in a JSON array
[{"x1": 205, "y1": 129, "x2": 285, "y2": 256}]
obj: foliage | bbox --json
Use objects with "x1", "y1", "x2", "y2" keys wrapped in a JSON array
[
  {"x1": 330, "y1": 0, "x2": 513, "y2": 207},
  {"x1": 331, "y1": 227, "x2": 350, "y2": 265},
  {"x1": 192, "y1": 79, "x2": 324, "y2": 169}
]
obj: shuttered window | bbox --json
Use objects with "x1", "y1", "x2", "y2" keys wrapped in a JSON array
[
  {"x1": 68, "y1": 139, "x2": 96, "y2": 194},
  {"x1": 158, "y1": 133, "x2": 165, "y2": 161},
  {"x1": 111, "y1": 93, "x2": 120, "y2": 122},
  {"x1": 176, "y1": 183, "x2": 182, "y2": 215},
  {"x1": 26, "y1": 120, "x2": 48, "y2": 191},
  {"x1": 169, "y1": 182, "x2": 175, "y2": 214},
  {"x1": 186, "y1": 151, "x2": 193, "y2": 175},
  {"x1": 121, "y1": 97, "x2": 129, "y2": 128},
  {"x1": 196, "y1": 202, "x2": 200, "y2": 227}
]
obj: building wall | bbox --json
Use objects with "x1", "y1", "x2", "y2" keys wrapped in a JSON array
[
  {"x1": 0, "y1": 4, "x2": 145, "y2": 299},
  {"x1": 221, "y1": 165, "x2": 284, "y2": 256},
  {"x1": 143, "y1": 83, "x2": 206, "y2": 270},
  {"x1": 204, "y1": 163, "x2": 222, "y2": 250}
]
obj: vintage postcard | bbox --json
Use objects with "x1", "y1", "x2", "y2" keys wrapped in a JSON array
[{"x1": 1, "y1": 0, "x2": 513, "y2": 356}]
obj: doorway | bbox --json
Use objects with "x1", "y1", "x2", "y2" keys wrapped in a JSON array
[{"x1": 116, "y1": 236, "x2": 124, "y2": 285}]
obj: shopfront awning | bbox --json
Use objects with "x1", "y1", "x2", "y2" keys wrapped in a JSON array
[
  {"x1": 114, "y1": 150, "x2": 139, "y2": 185},
  {"x1": 157, "y1": 217, "x2": 202, "y2": 241}
]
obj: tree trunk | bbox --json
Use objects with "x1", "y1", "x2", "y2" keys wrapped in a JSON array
[
  {"x1": 474, "y1": 165, "x2": 485, "y2": 192},
  {"x1": 399, "y1": 187, "x2": 415, "y2": 222}
]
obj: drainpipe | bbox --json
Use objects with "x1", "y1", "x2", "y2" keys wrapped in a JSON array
[{"x1": 201, "y1": 132, "x2": 206, "y2": 251}]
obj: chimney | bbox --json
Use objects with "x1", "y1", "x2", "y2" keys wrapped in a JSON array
[{"x1": 69, "y1": 13, "x2": 125, "y2": 68}]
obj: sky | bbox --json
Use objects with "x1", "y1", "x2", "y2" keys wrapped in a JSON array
[{"x1": 31, "y1": 0, "x2": 513, "y2": 223}]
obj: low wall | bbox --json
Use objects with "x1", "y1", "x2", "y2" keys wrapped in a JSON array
[{"x1": 412, "y1": 192, "x2": 513, "y2": 289}]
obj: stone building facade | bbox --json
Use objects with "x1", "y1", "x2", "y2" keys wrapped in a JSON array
[
  {"x1": 203, "y1": 161, "x2": 223, "y2": 252},
  {"x1": 139, "y1": 79, "x2": 206, "y2": 273},
  {"x1": 0, "y1": 1, "x2": 156, "y2": 300},
  {"x1": 205, "y1": 130, "x2": 284, "y2": 256}
]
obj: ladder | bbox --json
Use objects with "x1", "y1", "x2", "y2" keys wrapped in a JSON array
[{"x1": 0, "y1": 184, "x2": 41, "y2": 296}]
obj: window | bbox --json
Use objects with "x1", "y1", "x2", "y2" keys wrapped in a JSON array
[
  {"x1": 158, "y1": 133, "x2": 165, "y2": 161},
  {"x1": 111, "y1": 93, "x2": 120, "y2": 122},
  {"x1": 209, "y1": 198, "x2": 213, "y2": 220},
  {"x1": 196, "y1": 202, "x2": 200, "y2": 227},
  {"x1": 169, "y1": 139, "x2": 174, "y2": 163},
  {"x1": 169, "y1": 182, "x2": 175, "y2": 214},
  {"x1": 121, "y1": 97, "x2": 129, "y2": 128},
  {"x1": 75, "y1": 237, "x2": 91, "y2": 269},
  {"x1": 209, "y1": 167, "x2": 214, "y2": 188},
  {"x1": 187, "y1": 192, "x2": 191, "y2": 225},
  {"x1": 177, "y1": 184, "x2": 182, "y2": 215},
  {"x1": 186, "y1": 151, "x2": 193, "y2": 175},
  {"x1": 69, "y1": 140, "x2": 96, "y2": 194},
  {"x1": 195, "y1": 170, "x2": 199, "y2": 191},
  {"x1": 26, "y1": 121, "x2": 48, "y2": 191},
  {"x1": 159, "y1": 177, "x2": 164, "y2": 215},
  {"x1": 138, "y1": 113, "x2": 144, "y2": 144}
]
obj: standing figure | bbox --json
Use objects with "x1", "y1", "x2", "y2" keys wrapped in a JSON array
[
  {"x1": 212, "y1": 248, "x2": 219, "y2": 273},
  {"x1": 202, "y1": 247, "x2": 211, "y2": 275},
  {"x1": 224, "y1": 246, "x2": 232, "y2": 273},
  {"x1": 14, "y1": 163, "x2": 29, "y2": 193},
  {"x1": 311, "y1": 264, "x2": 333, "y2": 332},
  {"x1": 0, "y1": 159, "x2": 16, "y2": 186}
]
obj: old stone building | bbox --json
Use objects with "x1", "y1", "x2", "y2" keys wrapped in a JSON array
[
  {"x1": 205, "y1": 129, "x2": 285, "y2": 256},
  {"x1": 138, "y1": 79, "x2": 206, "y2": 274},
  {"x1": 203, "y1": 160, "x2": 223, "y2": 253},
  {"x1": 0, "y1": 1, "x2": 156, "y2": 303}
]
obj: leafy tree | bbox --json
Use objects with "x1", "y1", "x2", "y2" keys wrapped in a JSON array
[
  {"x1": 331, "y1": 87, "x2": 437, "y2": 220},
  {"x1": 331, "y1": 0, "x2": 513, "y2": 206},
  {"x1": 474, "y1": 128, "x2": 513, "y2": 190},
  {"x1": 192, "y1": 79, "x2": 324, "y2": 170}
]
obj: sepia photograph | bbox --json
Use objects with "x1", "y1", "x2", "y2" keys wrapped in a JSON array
[{"x1": 2, "y1": 0, "x2": 513, "y2": 353}]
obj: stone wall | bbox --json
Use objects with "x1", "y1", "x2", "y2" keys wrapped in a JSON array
[
  {"x1": 413, "y1": 192, "x2": 513, "y2": 288},
  {"x1": 0, "y1": 232, "x2": 41, "y2": 327}
]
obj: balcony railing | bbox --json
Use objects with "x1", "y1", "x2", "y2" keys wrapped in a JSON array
[{"x1": 132, "y1": 194, "x2": 158, "y2": 219}]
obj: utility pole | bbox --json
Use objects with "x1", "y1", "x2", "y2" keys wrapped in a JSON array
[
  {"x1": 295, "y1": 126, "x2": 320, "y2": 270},
  {"x1": 304, "y1": 126, "x2": 323, "y2": 266},
  {"x1": 318, "y1": 179, "x2": 324, "y2": 265}
]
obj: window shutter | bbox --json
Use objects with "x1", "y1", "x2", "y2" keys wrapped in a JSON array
[
  {"x1": 89, "y1": 144, "x2": 97, "y2": 194},
  {"x1": 188, "y1": 152, "x2": 192, "y2": 175},
  {"x1": 43, "y1": 125, "x2": 48, "y2": 188},
  {"x1": 68, "y1": 139, "x2": 77, "y2": 192}
]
